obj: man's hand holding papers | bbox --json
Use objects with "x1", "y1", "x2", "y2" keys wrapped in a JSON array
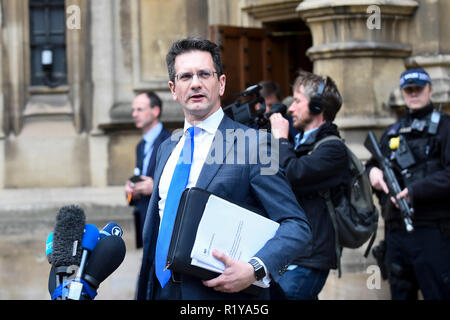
[
  {"x1": 190, "y1": 194, "x2": 279, "y2": 293},
  {"x1": 202, "y1": 249, "x2": 255, "y2": 293}
]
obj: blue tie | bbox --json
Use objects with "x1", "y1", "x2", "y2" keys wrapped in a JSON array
[{"x1": 155, "y1": 126, "x2": 196, "y2": 287}]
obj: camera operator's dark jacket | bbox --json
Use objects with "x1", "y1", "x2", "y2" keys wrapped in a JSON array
[
  {"x1": 278, "y1": 121, "x2": 351, "y2": 270},
  {"x1": 365, "y1": 104, "x2": 450, "y2": 232}
]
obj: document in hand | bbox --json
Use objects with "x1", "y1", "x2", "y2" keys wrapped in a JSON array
[{"x1": 190, "y1": 194, "x2": 280, "y2": 287}]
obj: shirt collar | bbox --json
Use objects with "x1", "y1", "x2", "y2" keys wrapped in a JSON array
[
  {"x1": 295, "y1": 127, "x2": 319, "y2": 146},
  {"x1": 183, "y1": 107, "x2": 224, "y2": 135}
]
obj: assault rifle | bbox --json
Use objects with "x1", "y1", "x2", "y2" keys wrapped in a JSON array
[{"x1": 364, "y1": 131, "x2": 414, "y2": 232}]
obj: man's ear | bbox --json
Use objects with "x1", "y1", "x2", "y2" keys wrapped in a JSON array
[
  {"x1": 152, "y1": 105, "x2": 161, "y2": 119},
  {"x1": 168, "y1": 81, "x2": 177, "y2": 101},
  {"x1": 219, "y1": 74, "x2": 226, "y2": 97}
]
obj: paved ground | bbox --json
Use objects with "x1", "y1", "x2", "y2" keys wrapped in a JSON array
[{"x1": 0, "y1": 187, "x2": 390, "y2": 300}]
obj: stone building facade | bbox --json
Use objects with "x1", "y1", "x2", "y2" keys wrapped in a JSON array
[{"x1": 0, "y1": 0, "x2": 448, "y2": 189}]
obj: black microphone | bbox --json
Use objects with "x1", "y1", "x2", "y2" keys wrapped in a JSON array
[
  {"x1": 48, "y1": 266, "x2": 56, "y2": 296},
  {"x1": 99, "y1": 222, "x2": 123, "y2": 239},
  {"x1": 82, "y1": 235, "x2": 126, "y2": 290},
  {"x1": 51, "y1": 205, "x2": 85, "y2": 299}
]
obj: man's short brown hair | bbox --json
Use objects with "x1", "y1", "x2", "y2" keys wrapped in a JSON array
[{"x1": 293, "y1": 70, "x2": 342, "y2": 121}]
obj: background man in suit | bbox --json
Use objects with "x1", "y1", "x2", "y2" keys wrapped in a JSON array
[
  {"x1": 136, "y1": 37, "x2": 312, "y2": 300},
  {"x1": 125, "y1": 91, "x2": 170, "y2": 248}
]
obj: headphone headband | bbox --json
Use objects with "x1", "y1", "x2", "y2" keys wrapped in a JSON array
[{"x1": 316, "y1": 79, "x2": 325, "y2": 98}]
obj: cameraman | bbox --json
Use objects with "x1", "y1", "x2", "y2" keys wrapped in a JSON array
[
  {"x1": 256, "y1": 80, "x2": 299, "y2": 142},
  {"x1": 269, "y1": 71, "x2": 349, "y2": 299},
  {"x1": 255, "y1": 80, "x2": 282, "y2": 114}
]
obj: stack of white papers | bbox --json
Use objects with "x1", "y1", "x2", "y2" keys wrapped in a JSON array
[{"x1": 190, "y1": 194, "x2": 279, "y2": 288}]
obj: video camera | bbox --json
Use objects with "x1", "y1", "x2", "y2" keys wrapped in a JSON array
[{"x1": 223, "y1": 84, "x2": 287, "y2": 129}]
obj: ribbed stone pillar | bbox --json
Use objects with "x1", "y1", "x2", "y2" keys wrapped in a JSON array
[
  {"x1": 297, "y1": 0, "x2": 418, "y2": 157},
  {"x1": 390, "y1": 0, "x2": 450, "y2": 114}
]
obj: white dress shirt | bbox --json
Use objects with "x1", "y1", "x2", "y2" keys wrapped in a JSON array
[
  {"x1": 157, "y1": 107, "x2": 224, "y2": 222},
  {"x1": 157, "y1": 107, "x2": 270, "y2": 286},
  {"x1": 141, "y1": 122, "x2": 163, "y2": 175}
]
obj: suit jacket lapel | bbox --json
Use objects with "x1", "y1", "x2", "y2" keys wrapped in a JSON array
[
  {"x1": 146, "y1": 130, "x2": 167, "y2": 177},
  {"x1": 137, "y1": 139, "x2": 145, "y2": 172},
  {"x1": 153, "y1": 134, "x2": 180, "y2": 187},
  {"x1": 196, "y1": 116, "x2": 237, "y2": 190}
]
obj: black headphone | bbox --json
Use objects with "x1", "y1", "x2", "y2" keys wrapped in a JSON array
[{"x1": 308, "y1": 79, "x2": 326, "y2": 115}]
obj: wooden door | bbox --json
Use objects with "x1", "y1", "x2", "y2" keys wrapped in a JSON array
[{"x1": 210, "y1": 24, "x2": 312, "y2": 107}]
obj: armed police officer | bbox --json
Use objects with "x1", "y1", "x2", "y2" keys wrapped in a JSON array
[{"x1": 366, "y1": 68, "x2": 450, "y2": 300}]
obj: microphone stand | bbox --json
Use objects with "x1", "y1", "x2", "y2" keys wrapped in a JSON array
[{"x1": 54, "y1": 266, "x2": 76, "y2": 300}]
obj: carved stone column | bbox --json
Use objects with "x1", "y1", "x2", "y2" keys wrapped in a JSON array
[
  {"x1": 390, "y1": 0, "x2": 450, "y2": 113},
  {"x1": 0, "y1": 2, "x2": 4, "y2": 188},
  {"x1": 297, "y1": 0, "x2": 418, "y2": 157},
  {"x1": 297, "y1": 1, "x2": 420, "y2": 280}
]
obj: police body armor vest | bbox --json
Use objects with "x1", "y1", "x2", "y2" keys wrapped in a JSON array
[{"x1": 387, "y1": 109, "x2": 443, "y2": 189}]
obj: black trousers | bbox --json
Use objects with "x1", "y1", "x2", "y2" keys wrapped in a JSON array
[
  {"x1": 385, "y1": 226, "x2": 450, "y2": 300},
  {"x1": 153, "y1": 276, "x2": 182, "y2": 300},
  {"x1": 133, "y1": 210, "x2": 144, "y2": 249}
]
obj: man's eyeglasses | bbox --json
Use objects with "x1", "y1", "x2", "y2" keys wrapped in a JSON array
[{"x1": 175, "y1": 70, "x2": 218, "y2": 82}]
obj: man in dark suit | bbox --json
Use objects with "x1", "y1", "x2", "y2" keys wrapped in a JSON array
[
  {"x1": 136, "y1": 37, "x2": 312, "y2": 300},
  {"x1": 125, "y1": 91, "x2": 170, "y2": 248}
]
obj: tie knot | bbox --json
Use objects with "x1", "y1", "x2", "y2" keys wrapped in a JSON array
[{"x1": 186, "y1": 126, "x2": 200, "y2": 138}]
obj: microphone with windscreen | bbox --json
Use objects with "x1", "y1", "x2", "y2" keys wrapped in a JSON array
[
  {"x1": 82, "y1": 235, "x2": 126, "y2": 290},
  {"x1": 51, "y1": 205, "x2": 85, "y2": 299}
]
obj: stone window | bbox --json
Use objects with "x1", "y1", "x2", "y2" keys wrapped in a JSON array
[{"x1": 29, "y1": 0, "x2": 67, "y2": 87}]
